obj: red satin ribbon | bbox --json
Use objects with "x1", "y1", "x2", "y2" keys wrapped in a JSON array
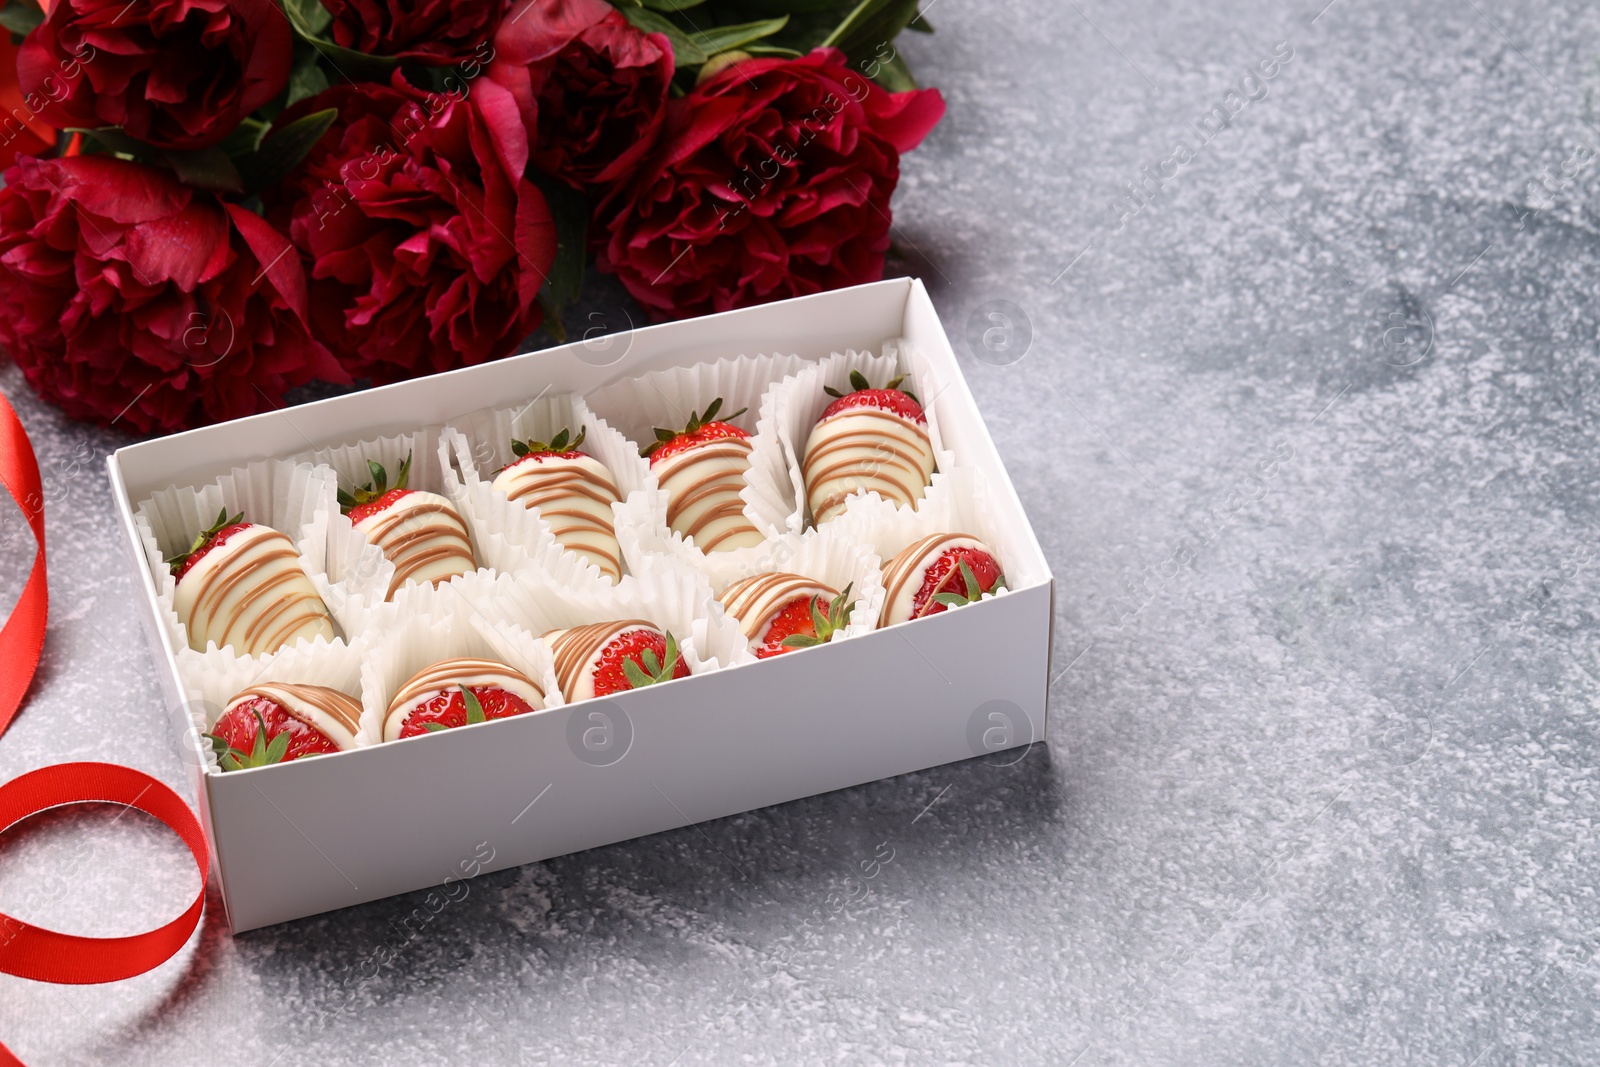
[{"x1": 0, "y1": 390, "x2": 210, "y2": 1067}]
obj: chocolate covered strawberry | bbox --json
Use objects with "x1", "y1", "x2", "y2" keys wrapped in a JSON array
[
  {"x1": 491, "y1": 427, "x2": 624, "y2": 582},
  {"x1": 640, "y1": 398, "x2": 763, "y2": 553},
  {"x1": 205, "y1": 683, "x2": 361, "y2": 771},
  {"x1": 339, "y1": 452, "x2": 476, "y2": 599},
  {"x1": 803, "y1": 370, "x2": 935, "y2": 525},
  {"x1": 383, "y1": 657, "x2": 546, "y2": 742},
  {"x1": 169, "y1": 507, "x2": 336, "y2": 655},
  {"x1": 542, "y1": 620, "x2": 690, "y2": 702},
  {"x1": 879, "y1": 533, "x2": 1005, "y2": 627},
  {"x1": 719, "y1": 573, "x2": 856, "y2": 658}
]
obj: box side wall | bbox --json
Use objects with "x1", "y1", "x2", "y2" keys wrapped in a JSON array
[
  {"x1": 108, "y1": 455, "x2": 234, "y2": 929},
  {"x1": 211, "y1": 584, "x2": 1050, "y2": 931},
  {"x1": 113, "y1": 279, "x2": 914, "y2": 499}
]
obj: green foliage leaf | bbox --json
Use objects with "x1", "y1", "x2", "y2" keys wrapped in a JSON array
[
  {"x1": 287, "y1": 52, "x2": 332, "y2": 108},
  {"x1": 689, "y1": 16, "x2": 789, "y2": 56},
  {"x1": 620, "y1": 6, "x2": 707, "y2": 66},
  {"x1": 822, "y1": 0, "x2": 923, "y2": 57},
  {"x1": 282, "y1": 0, "x2": 400, "y2": 79},
  {"x1": 0, "y1": 0, "x2": 42, "y2": 37},
  {"x1": 867, "y1": 48, "x2": 918, "y2": 92},
  {"x1": 640, "y1": 0, "x2": 707, "y2": 9},
  {"x1": 531, "y1": 173, "x2": 590, "y2": 323},
  {"x1": 241, "y1": 108, "x2": 336, "y2": 195},
  {"x1": 161, "y1": 148, "x2": 246, "y2": 193},
  {"x1": 0, "y1": 0, "x2": 41, "y2": 36}
]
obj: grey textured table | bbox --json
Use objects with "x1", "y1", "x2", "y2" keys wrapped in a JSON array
[{"x1": 3, "y1": 0, "x2": 1600, "y2": 1062}]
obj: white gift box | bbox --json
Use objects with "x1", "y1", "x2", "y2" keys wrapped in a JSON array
[{"x1": 107, "y1": 278, "x2": 1056, "y2": 933}]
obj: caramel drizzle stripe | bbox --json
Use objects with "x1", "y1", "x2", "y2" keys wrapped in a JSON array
[
  {"x1": 879, "y1": 534, "x2": 960, "y2": 627},
  {"x1": 694, "y1": 505, "x2": 762, "y2": 551},
  {"x1": 548, "y1": 619, "x2": 652, "y2": 698},
  {"x1": 802, "y1": 409, "x2": 931, "y2": 483},
  {"x1": 802, "y1": 427, "x2": 933, "y2": 485},
  {"x1": 505, "y1": 465, "x2": 620, "y2": 510},
  {"x1": 243, "y1": 683, "x2": 363, "y2": 738},
  {"x1": 659, "y1": 442, "x2": 755, "y2": 529},
  {"x1": 386, "y1": 658, "x2": 544, "y2": 729},
  {"x1": 190, "y1": 532, "x2": 329, "y2": 653},
  {"x1": 721, "y1": 573, "x2": 835, "y2": 638}
]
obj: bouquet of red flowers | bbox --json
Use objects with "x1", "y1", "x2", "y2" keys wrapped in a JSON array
[{"x1": 0, "y1": 0, "x2": 942, "y2": 432}]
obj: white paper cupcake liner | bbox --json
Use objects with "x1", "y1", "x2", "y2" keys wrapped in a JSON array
[
  {"x1": 832, "y1": 466, "x2": 1017, "y2": 616},
  {"x1": 134, "y1": 458, "x2": 345, "y2": 657},
  {"x1": 454, "y1": 554, "x2": 745, "y2": 675},
  {"x1": 762, "y1": 339, "x2": 955, "y2": 529},
  {"x1": 359, "y1": 582, "x2": 563, "y2": 746},
  {"x1": 439, "y1": 392, "x2": 641, "y2": 585},
  {"x1": 290, "y1": 429, "x2": 500, "y2": 633},
  {"x1": 584, "y1": 351, "x2": 809, "y2": 542},
  {"x1": 174, "y1": 635, "x2": 372, "y2": 773},
  {"x1": 696, "y1": 524, "x2": 887, "y2": 664}
]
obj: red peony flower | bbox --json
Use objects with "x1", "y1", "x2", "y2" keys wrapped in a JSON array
[
  {"x1": 266, "y1": 75, "x2": 557, "y2": 383},
  {"x1": 489, "y1": 0, "x2": 672, "y2": 187},
  {"x1": 322, "y1": 0, "x2": 501, "y2": 65},
  {"x1": 595, "y1": 49, "x2": 945, "y2": 320},
  {"x1": 0, "y1": 155, "x2": 347, "y2": 434},
  {"x1": 0, "y1": 34, "x2": 55, "y2": 170},
  {"x1": 17, "y1": 0, "x2": 290, "y2": 151}
]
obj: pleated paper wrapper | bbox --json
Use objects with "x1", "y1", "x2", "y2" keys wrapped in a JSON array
[
  {"x1": 585, "y1": 351, "x2": 808, "y2": 547},
  {"x1": 761, "y1": 339, "x2": 954, "y2": 529},
  {"x1": 439, "y1": 391, "x2": 640, "y2": 586},
  {"x1": 173, "y1": 635, "x2": 372, "y2": 771},
  {"x1": 833, "y1": 466, "x2": 1019, "y2": 616},
  {"x1": 358, "y1": 583, "x2": 563, "y2": 747},
  {"x1": 133, "y1": 458, "x2": 348, "y2": 662},
  {"x1": 458, "y1": 554, "x2": 746, "y2": 677},
  {"x1": 691, "y1": 523, "x2": 889, "y2": 665}
]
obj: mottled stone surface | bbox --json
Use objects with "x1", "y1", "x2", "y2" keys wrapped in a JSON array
[{"x1": 4, "y1": 0, "x2": 1600, "y2": 1062}]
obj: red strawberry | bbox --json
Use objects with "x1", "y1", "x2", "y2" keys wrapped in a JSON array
[
  {"x1": 340, "y1": 451, "x2": 416, "y2": 524},
  {"x1": 398, "y1": 683, "x2": 536, "y2": 739},
  {"x1": 913, "y1": 546, "x2": 1004, "y2": 620},
  {"x1": 640, "y1": 397, "x2": 750, "y2": 466},
  {"x1": 820, "y1": 369, "x2": 925, "y2": 425},
  {"x1": 758, "y1": 583, "x2": 856, "y2": 659},
  {"x1": 594, "y1": 628, "x2": 690, "y2": 695},
  {"x1": 206, "y1": 696, "x2": 339, "y2": 771},
  {"x1": 167, "y1": 507, "x2": 248, "y2": 580},
  {"x1": 501, "y1": 426, "x2": 589, "y2": 473}
]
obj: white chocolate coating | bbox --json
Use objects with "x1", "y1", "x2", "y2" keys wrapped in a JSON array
[
  {"x1": 718, "y1": 572, "x2": 837, "y2": 650},
  {"x1": 803, "y1": 407, "x2": 935, "y2": 525},
  {"x1": 174, "y1": 524, "x2": 336, "y2": 655},
  {"x1": 652, "y1": 438, "x2": 763, "y2": 552},
  {"x1": 879, "y1": 533, "x2": 991, "y2": 628},
  {"x1": 542, "y1": 619, "x2": 659, "y2": 703},
  {"x1": 383, "y1": 657, "x2": 545, "y2": 741},
  {"x1": 491, "y1": 453, "x2": 623, "y2": 582},
  {"x1": 353, "y1": 490, "x2": 476, "y2": 600},
  {"x1": 225, "y1": 682, "x2": 361, "y2": 751}
]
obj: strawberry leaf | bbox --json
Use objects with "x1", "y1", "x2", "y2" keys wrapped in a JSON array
[
  {"x1": 264, "y1": 730, "x2": 291, "y2": 765},
  {"x1": 621, "y1": 656, "x2": 653, "y2": 690},
  {"x1": 422, "y1": 722, "x2": 451, "y2": 733},
  {"x1": 459, "y1": 684, "x2": 486, "y2": 724},
  {"x1": 932, "y1": 591, "x2": 970, "y2": 607},
  {"x1": 511, "y1": 439, "x2": 530, "y2": 457},
  {"x1": 960, "y1": 560, "x2": 981, "y2": 601},
  {"x1": 701, "y1": 397, "x2": 723, "y2": 423},
  {"x1": 640, "y1": 648, "x2": 661, "y2": 674},
  {"x1": 849, "y1": 369, "x2": 870, "y2": 391},
  {"x1": 367, "y1": 459, "x2": 388, "y2": 494},
  {"x1": 782, "y1": 633, "x2": 823, "y2": 648}
]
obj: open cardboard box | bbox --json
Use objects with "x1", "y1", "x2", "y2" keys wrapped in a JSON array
[{"x1": 107, "y1": 278, "x2": 1055, "y2": 933}]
